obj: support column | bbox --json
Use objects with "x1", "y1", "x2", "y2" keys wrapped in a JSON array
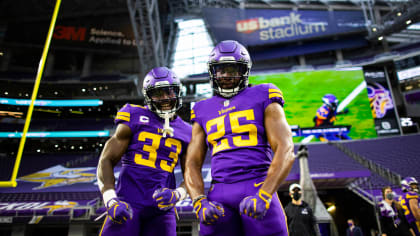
[
  {"x1": 381, "y1": 37, "x2": 390, "y2": 52},
  {"x1": 82, "y1": 53, "x2": 93, "y2": 77},
  {"x1": 0, "y1": 49, "x2": 12, "y2": 71},
  {"x1": 11, "y1": 224, "x2": 25, "y2": 236},
  {"x1": 335, "y1": 49, "x2": 344, "y2": 63},
  {"x1": 44, "y1": 53, "x2": 55, "y2": 77},
  {"x1": 298, "y1": 55, "x2": 306, "y2": 66},
  {"x1": 192, "y1": 222, "x2": 199, "y2": 236},
  {"x1": 68, "y1": 223, "x2": 86, "y2": 236}
]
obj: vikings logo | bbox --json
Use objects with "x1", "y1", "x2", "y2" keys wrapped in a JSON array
[
  {"x1": 18, "y1": 165, "x2": 96, "y2": 190},
  {"x1": 366, "y1": 82, "x2": 394, "y2": 119}
]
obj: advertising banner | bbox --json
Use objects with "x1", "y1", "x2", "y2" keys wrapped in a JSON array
[
  {"x1": 202, "y1": 8, "x2": 366, "y2": 46},
  {"x1": 363, "y1": 66, "x2": 401, "y2": 136},
  {"x1": 4, "y1": 20, "x2": 136, "y2": 50}
]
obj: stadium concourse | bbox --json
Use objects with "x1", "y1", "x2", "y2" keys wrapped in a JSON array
[{"x1": 1, "y1": 0, "x2": 420, "y2": 235}]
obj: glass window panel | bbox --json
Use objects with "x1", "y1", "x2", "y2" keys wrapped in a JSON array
[{"x1": 171, "y1": 19, "x2": 214, "y2": 78}]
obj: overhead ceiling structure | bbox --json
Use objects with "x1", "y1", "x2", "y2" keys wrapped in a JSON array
[
  {"x1": 366, "y1": 0, "x2": 420, "y2": 43},
  {"x1": 1, "y1": 0, "x2": 419, "y2": 80},
  {"x1": 125, "y1": 0, "x2": 240, "y2": 80}
]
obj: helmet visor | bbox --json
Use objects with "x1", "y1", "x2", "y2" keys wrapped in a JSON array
[
  {"x1": 211, "y1": 63, "x2": 247, "y2": 90},
  {"x1": 211, "y1": 63, "x2": 247, "y2": 76}
]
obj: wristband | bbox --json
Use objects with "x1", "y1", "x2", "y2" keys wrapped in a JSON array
[
  {"x1": 103, "y1": 189, "x2": 117, "y2": 207},
  {"x1": 192, "y1": 195, "x2": 207, "y2": 206},
  {"x1": 176, "y1": 187, "x2": 187, "y2": 201}
]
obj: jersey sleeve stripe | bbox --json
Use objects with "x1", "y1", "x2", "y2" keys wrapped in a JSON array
[
  {"x1": 115, "y1": 115, "x2": 130, "y2": 122},
  {"x1": 407, "y1": 194, "x2": 419, "y2": 199},
  {"x1": 117, "y1": 112, "x2": 130, "y2": 117},
  {"x1": 191, "y1": 109, "x2": 196, "y2": 119},
  {"x1": 269, "y1": 93, "x2": 283, "y2": 99},
  {"x1": 269, "y1": 89, "x2": 282, "y2": 94}
]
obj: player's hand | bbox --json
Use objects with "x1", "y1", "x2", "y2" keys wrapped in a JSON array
[
  {"x1": 153, "y1": 187, "x2": 180, "y2": 211},
  {"x1": 106, "y1": 198, "x2": 133, "y2": 224},
  {"x1": 239, "y1": 189, "x2": 272, "y2": 220},
  {"x1": 193, "y1": 197, "x2": 225, "y2": 224}
]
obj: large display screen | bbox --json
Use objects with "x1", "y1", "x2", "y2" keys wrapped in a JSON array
[{"x1": 249, "y1": 68, "x2": 377, "y2": 142}]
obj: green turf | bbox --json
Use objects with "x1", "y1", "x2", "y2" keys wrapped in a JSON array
[{"x1": 249, "y1": 69, "x2": 377, "y2": 142}]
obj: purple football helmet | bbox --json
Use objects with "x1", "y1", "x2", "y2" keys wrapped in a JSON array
[
  {"x1": 401, "y1": 176, "x2": 418, "y2": 192},
  {"x1": 207, "y1": 40, "x2": 252, "y2": 98},
  {"x1": 322, "y1": 94, "x2": 339, "y2": 109},
  {"x1": 143, "y1": 67, "x2": 182, "y2": 118}
]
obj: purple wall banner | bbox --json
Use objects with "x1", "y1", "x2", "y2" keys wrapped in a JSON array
[{"x1": 202, "y1": 8, "x2": 366, "y2": 46}]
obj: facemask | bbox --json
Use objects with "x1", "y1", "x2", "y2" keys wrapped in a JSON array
[
  {"x1": 348, "y1": 223, "x2": 353, "y2": 227},
  {"x1": 292, "y1": 192, "x2": 301, "y2": 201},
  {"x1": 386, "y1": 193, "x2": 394, "y2": 200}
]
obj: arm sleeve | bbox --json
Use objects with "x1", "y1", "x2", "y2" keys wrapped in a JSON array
[{"x1": 263, "y1": 83, "x2": 285, "y2": 110}]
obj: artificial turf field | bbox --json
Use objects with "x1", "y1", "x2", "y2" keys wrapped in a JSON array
[{"x1": 249, "y1": 69, "x2": 377, "y2": 142}]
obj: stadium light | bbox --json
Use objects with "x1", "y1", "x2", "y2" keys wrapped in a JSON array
[
  {"x1": 372, "y1": 28, "x2": 377, "y2": 32},
  {"x1": 397, "y1": 12, "x2": 402, "y2": 16},
  {"x1": 327, "y1": 205, "x2": 336, "y2": 212},
  {"x1": 378, "y1": 36, "x2": 383, "y2": 40},
  {"x1": 0, "y1": 52, "x2": 3, "y2": 56},
  {"x1": 406, "y1": 19, "x2": 412, "y2": 25}
]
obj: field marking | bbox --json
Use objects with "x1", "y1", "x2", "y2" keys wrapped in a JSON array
[{"x1": 337, "y1": 81, "x2": 367, "y2": 112}]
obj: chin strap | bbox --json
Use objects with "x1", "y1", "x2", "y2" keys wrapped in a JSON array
[{"x1": 162, "y1": 113, "x2": 174, "y2": 137}]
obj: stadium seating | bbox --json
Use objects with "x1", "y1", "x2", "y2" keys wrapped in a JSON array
[{"x1": 342, "y1": 134, "x2": 420, "y2": 182}]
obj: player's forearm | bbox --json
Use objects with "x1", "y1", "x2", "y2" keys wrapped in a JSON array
[
  {"x1": 97, "y1": 158, "x2": 116, "y2": 194},
  {"x1": 184, "y1": 163, "x2": 205, "y2": 200},
  {"x1": 409, "y1": 200, "x2": 420, "y2": 220},
  {"x1": 261, "y1": 143, "x2": 295, "y2": 195},
  {"x1": 413, "y1": 209, "x2": 420, "y2": 221}
]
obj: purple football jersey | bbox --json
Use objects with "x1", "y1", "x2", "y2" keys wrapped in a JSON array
[
  {"x1": 399, "y1": 192, "x2": 420, "y2": 225},
  {"x1": 191, "y1": 84, "x2": 284, "y2": 183},
  {"x1": 114, "y1": 104, "x2": 191, "y2": 207}
]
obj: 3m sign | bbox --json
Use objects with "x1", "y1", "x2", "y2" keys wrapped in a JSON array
[{"x1": 53, "y1": 26, "x2": 87, "y2": 41}]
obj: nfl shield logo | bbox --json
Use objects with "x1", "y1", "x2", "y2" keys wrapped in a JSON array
[{"x1": 224, "y1": 100, "x2": 230, "y2": 107}]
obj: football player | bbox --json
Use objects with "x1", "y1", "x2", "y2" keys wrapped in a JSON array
[
  {"x1": 313, "y1": 94, "x2": 339, "y2": 127},
  {"x1": 97, "y1": 67, "x2": 192, "y2": 236},
  {"x1": 184, "y1": 40, "x2": 295, "y2": 235},
  {"x1": 313, "y1": 94, "x2": 350, "y2": 141},
  {"x1": 399, "y1": 177, "x2": 420, "y2": 236}
]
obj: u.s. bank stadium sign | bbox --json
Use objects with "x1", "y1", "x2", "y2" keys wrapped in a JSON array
[
  {"x1": 236, "y1": 13, "x2": 327, "y2": 41},
  {"x1": 203, "y1": 8, "x2": 366, "y2": 46}
]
